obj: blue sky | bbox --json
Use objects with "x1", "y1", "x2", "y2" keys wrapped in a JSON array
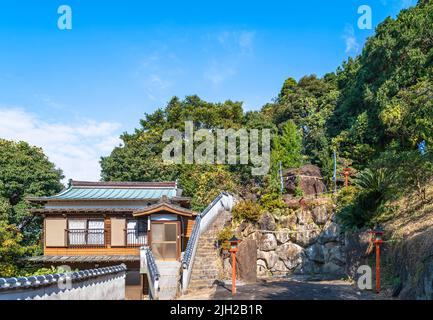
[{"x1": 0, "y1": 0, "x2": 417, "y2": 182}]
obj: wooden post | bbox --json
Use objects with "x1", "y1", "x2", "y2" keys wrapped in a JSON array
[
  {"x1": 232, "y1": 250, "x2": 237, "y2": 295},
  {"x1": 376, "y1": 241, "x2": 381, "y2": 293}
]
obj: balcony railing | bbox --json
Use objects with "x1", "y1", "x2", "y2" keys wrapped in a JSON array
[
  {"x1": 67, "y1": 229, "x2": 106, "y2": 248},
  {"x1": 125, "y1": 229, "x2": 148, "y2": 247}
]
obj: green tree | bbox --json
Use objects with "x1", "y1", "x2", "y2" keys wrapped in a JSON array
[
  {"x1": 0, "y1": 139, "x2": 63, "y2": 276},
  {"x1": 272, "y1": 120, "x2": 303, "y2": 169}
]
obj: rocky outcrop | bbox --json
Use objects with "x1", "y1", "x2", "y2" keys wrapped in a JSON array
[
  {"x1": 222, "y1": 201, "x2": 347, "y2": 280},
  {"x1": 282, "y1": 165, "x2": 327, "y2": 197}
]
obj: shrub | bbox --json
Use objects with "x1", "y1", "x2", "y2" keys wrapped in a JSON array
[
  {"x1": 217, "y1": 227, "x2": 234, "y2": 250},
  {"x1": 232, "y1": 199, "x2": 263, "y2": 222}
]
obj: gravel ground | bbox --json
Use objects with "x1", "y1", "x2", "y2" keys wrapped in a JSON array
[{"x1": 209, "y1": 277, "x2": 386, "y2": 300}]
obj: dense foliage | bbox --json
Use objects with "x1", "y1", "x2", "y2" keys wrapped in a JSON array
[
  {"x1": 0, "y1": 139, "x2": 63, "y2": 277},
  {"x1": 100, "y1": 2, "x2": 433, "y2": 228}
]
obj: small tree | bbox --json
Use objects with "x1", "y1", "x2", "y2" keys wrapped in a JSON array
[{"x1": 272, "y1": 120, "x2": 303, "y2": 169}]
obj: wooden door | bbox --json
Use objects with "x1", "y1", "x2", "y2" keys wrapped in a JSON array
[{"x1": 151, "y1": 221, "x2": 180, "y2": 260}]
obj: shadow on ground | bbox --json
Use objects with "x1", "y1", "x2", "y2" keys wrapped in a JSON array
[{"x1": 211, "y1": 278, "x2": 383, "y2": 300}]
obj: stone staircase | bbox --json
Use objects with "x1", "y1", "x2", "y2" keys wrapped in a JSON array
[
  {"x1": 156, "y1": 261, "x2": 180, "y2": 300},
  {"x1": 188, "y1": 211, "x2": 231, "y2": 292}
]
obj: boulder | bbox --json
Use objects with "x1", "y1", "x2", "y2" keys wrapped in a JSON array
[
  {"x1": 322, "y1": 262, "x2": 345, "y2": 277},
  {"x1": 275, "y1": 242, "x2": 304, "y2": 270},
  {"x1": 324, "y1": 242, "x2": 345, "y2": 266},
  {"x1": 258, "y1": 233, "x2": 278, "y2": 251},
  {"x1": 259, "y1": 212, "x2": 277, "y2": 231},
  {"x1": 312, "y1": 205, "x2": 329, "y2": 225},
  {"x1": 279, "y1": 214, "x2": 297, "y2": 229},
  {"x1": 241, "y1": 223, "x2": 256, "y2": 237},
  {"x1": 294, "y1": 258, "x2": 322, "y2": 275},
  {"x1": 271, "y1": 260, "x2": 289, "y2": 273},
  {"x1": 236, "y1": 240, "x2": 257, "y2": 283},
  {"x1": 296, "y1": 209, "x2": 313, "y2": 225},
  {"x1": 257, "y1": 259, "x2": 268, "y2": 277},
  {"x1": 305, "y1": 243, "x2": 325, "y2": 264},
  {"x1": 275, "y1": 231, "x2": 291, "y2": 244},
  {"x1": 257, "y1": 250, "x2": 279, "y2": 269},
  {"x1": 294, "y1": 223, "x2": 320, "y2": 247},
  {"x1": 319, "y1": 222, "x2": 341, "y2": 244},
  {"x1": 282, "y1": 165, "x2": 326, "y2": 196}
]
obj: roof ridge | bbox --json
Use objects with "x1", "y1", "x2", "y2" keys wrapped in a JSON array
[{"x1": 70, "y1": 180, "x2": 177, "y2": 188}]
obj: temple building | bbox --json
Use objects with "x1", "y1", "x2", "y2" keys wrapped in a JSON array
[{"x1": 26, "y1": 180, "x2": 197, "y2": 300}]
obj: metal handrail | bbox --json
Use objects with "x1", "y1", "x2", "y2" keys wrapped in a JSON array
[
  {"x1": 180, "y1": 192, "x2": 235, "y2": 294},
  {"x1": 140, "y1": 246, "x2": 160, "y2": 300},
  {"x1": 182, "y1": 193, "x2": 226, "y2": 269}
]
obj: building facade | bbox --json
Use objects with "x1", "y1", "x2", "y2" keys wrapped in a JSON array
[{"x1": 27, "y1": 180, "x2": 197, "y2": 300}]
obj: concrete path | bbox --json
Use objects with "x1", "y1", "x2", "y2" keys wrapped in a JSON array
[
  {"x1": 210, "y1": 278, "x2": 384, "y2": 300},
  {"x1": 156, "y1": 261, "x2": 181, "y2": 300}
]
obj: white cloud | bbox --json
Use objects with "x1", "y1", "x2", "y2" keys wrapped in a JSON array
[
  {"x1": 343, "y1": 25, "x2": 360, "y2": 54},
  {"x1": 0, "y1": 108, "x2": 122, "y2": 183}
]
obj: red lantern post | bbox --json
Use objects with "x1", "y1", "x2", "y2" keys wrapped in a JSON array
[
  {"x1": 343, "y1": 167, "x2": 351, "y2": 187},
  {"x1": 370, "y1": 228, "x2": 384, "y2": 294},
  {"x1": 226, "y1": 236, "x2": 240, "y2": 295}
]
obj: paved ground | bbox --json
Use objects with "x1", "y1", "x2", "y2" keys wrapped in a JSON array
[{"x1": 208, "y1": 277, "x2": 385, "y2": 300}]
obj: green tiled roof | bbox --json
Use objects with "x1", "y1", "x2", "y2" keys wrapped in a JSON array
[
  {"x1": 29, "y1": 181, "x2": 179, "y2": 201},
  {"x1": 50, "y1": 187, "x2": 176, "y2": 200}
]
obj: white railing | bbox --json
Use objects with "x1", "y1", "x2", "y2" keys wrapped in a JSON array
[
  {"x1": 140, "y1": 246, "x2": 160, "y2": 300},
  {"x1": 181, "y1": 192, "x2": 236, "y2": 294}
]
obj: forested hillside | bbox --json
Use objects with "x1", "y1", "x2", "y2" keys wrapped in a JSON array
[{"x1": 101, "y1": 0, "x2": 433, "y2": 228}]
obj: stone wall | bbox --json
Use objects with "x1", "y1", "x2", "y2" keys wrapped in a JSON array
[
  {"x1": 0, "y1": 264, "x2": 126, "y2": 300},
  {"x1": 221, "y1": 201, "x2": 347, "y2": 280}
]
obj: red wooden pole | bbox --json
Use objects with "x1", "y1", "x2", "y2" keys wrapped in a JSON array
[
  {"x1": 232, "y1": 250, "x2": 237, "y2": 295},
  {"x1": 376, "y1": 241, "x2": 381, "y2": 294}
]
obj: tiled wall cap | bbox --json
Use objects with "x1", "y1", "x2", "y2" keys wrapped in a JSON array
[{"x1": 0, "y1": 265, "x2": 126, "y2": 291}]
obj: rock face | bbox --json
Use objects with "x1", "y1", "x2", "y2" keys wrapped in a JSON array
[
  {"x1": 258, "y1": 233, "x2": 278, "y2": 251},
  {"x1": 259, "y1": 212, "x2": 277, "y2": 231},
  {"x1": 283, "y1": 165, "x2": 326, "y2": 197},
  {"x1": 236, "y1": 240, "x2": 257, "y2": 283},
  {"x1": 221, "y1": 199, "x2": 347, "y2": 280}
]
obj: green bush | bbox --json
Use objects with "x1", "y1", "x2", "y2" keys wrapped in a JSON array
[
  {"x1": 217, "y1": 227, "x2": 235, "y2": 250},
  {"x1": 232, "y1": 200, "x2": 263, "y2": 222}
]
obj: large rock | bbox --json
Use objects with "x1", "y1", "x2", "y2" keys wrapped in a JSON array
[
  {"x1": 258, "y1": 233, "x2": 278, "y2": 251},
  {"x1": 275, "y1": 242, "x2": 304, "y2": 270},
  {"x1": 296, "y1": 209, "x2": 313, "y2": 225},
  {"x1": 271, "y1": 260, "x2": 289, "y2": 273},
  {"x1": 322, "y1": 262, "x2": 345, "y2": 276},
  {"x1": 324, "y1": 242, "x2": 345, "y2": 266},
  {"x1": 257, "y1": 259, "x2": 268, "y2": 277},
  {"x1": 236, "y1": 240, "x2": 257, "y2": 283},
  {"x1": 312, "y1": 205, "x2": 330, "y2": 225},
  {"x1": 279, "y1": 214, "x2": 297, "y2": 229},
  {"x1": 259, "y1": 212, "x2": 277, "y2": 231},
  {"x1": 295, "y1": 258, "x2": 322, "y2": 275},
  {"x1": 319, "y1": 222, "x2": 341, "y2": 244},
  {"x1": 275, "y1": 231, "x2": 291, "y2": 244},
  {"x1": 282, "y1": 165, "x2": 326, "y2": 196},
  {"x1": 294, "y1": 223, "x2": 320, "y2": 247},
  {"x1": 257, "y1": 250, "x2": 279, "y2": 269},
  {"x1": 344, "y1": 230, "x2": 371, "y2": 280},
  {"x1": 306, "y1": 243, "x2": 325, "y2": 263}
]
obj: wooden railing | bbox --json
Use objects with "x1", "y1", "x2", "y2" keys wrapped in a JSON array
[{"x1": 66, "y1": 229, "x2": 106, "y2": 248}]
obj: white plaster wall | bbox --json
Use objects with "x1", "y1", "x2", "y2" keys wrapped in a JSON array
[{"x1": 0, "y1": 273, "x2": 125, "y2": 300}]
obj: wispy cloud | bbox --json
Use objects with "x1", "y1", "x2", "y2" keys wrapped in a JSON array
[
  {"x1": 0, "y1": 108, "x2": 121, "y2": 182},
  {"x1": 203, "y1": 30, "x2": 256, "y2": 85},
  {"x1": 203, "y1": 60, "x2": 236, "y2": 85},
  {"x1": 136, "y1": 50, "x2": 182, "y2": 102},
  {"x1": 216, "y1": 30, "x2": 256, "y2": 53},
  {"x1": 343, "y1": 25, "x2": 360, "y2": 54}
]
